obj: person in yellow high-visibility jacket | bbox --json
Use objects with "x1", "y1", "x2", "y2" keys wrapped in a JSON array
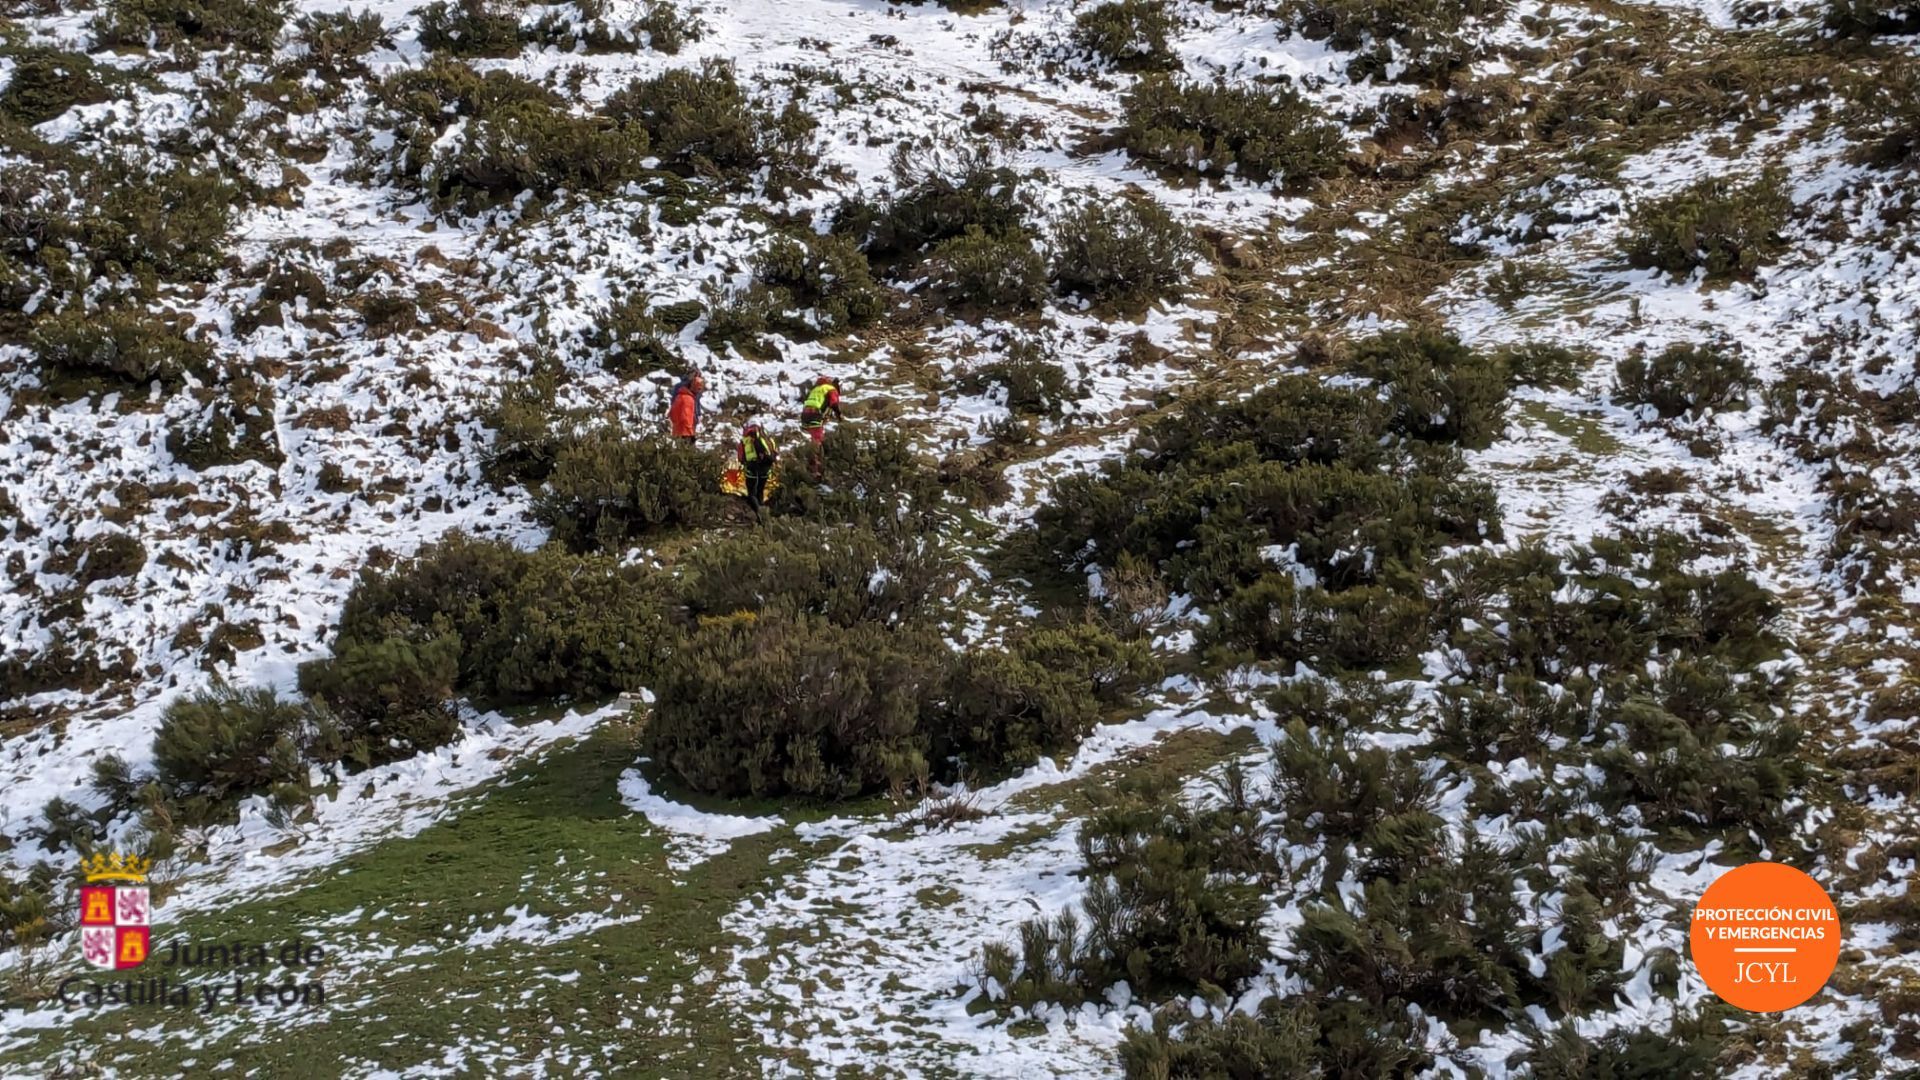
[
  {"x1": 736, "y1": 422, "x2": 778, "y2": 512},
  {"x1": 799, "y1": 376, "x2": 842, "y2": 445}
]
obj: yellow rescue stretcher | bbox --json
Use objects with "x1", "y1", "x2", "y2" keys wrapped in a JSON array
[{"x1": 719, "y1": 464, "x2": 781, "y2": 497}]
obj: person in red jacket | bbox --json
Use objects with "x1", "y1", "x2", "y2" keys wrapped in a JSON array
[{"x1": 668, "y1": 371, "x2": 704, "y2": 443}]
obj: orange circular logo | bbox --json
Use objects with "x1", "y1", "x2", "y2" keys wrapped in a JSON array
[{"x1": 1689, "y1": 862, "x2": 1841, "y2": 1011}]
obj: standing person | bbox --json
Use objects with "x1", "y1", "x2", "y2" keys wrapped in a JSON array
[
  {"x1": 737, "y1": 421, "x2": 778, "y2": 513},
  {"x1": 798, "y1": 376, "x2": 842, "y2": 446},
  {"x1": 668, "y1": 370, "x2": 705, "y2": 443}
]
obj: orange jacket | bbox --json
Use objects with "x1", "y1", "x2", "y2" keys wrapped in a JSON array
[{"x1": 669, "y1": 386, "x2": 699, "y2": 438}]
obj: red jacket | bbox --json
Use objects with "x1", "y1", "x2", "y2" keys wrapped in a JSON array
[{"x1": 669, "y1": 386, "x2": 699, "y2": 438}]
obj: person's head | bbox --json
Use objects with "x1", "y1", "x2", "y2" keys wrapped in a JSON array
[
  {"x1": 691, "y1": 374, "x2": 705, "y2": 393},
  {"x1": 815, "y1": 375, "x2": 834, "y2": 387},
  {"x1": 742, "y1": 421, "x2": 760, "y2": 435}
]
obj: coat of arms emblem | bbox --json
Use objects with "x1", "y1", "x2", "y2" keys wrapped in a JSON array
[{"x1": 78, "y1": 852, "x2": 152, "y2": 970}]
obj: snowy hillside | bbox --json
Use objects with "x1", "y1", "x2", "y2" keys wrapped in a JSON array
[{"x1": 2, "y1": 0, "x2": 1918, "y2": 1075}]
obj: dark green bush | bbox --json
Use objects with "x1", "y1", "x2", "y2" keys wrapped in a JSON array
[
  {"x1": 1498, "y1": 341, "x2": 1591, "y2": 390},
  {"x1": 643, "y1": 613, "x2": 945, "y2": 798},
  {"x1": 1614, "y1": 343, "x2": 1752, "y2": 418},
  {"x1": 931, "y1": 622, "x2": 1155, "y2": 773},
  {"x1": 93, "y1": 0, "x2": 290, "y2": 51},
  {"x1": 298, "y1": 625, "x2": 462, "y2": 765},
  {"x1": 289, "y1": 8, "x2": 390, "y2": 74},
  {"x1": 981, "y1": 800, "x2": 1268, "y2": 1005},
  {"x1": 1049, "y1": 196, "x2": 1194, "y2": 302},
  {"x1": 1120, "y1": 997, "x2": 1431, "y2": 1079},
  {"x1": 754, "y1": 231, "x2": 888, "y2": 334},
  {"x1": 1288, "y1": 0, "x2": 1507, "y2": 81},
  {"x1": 677, "y1": 520, "x2": 957, "y2": 628},
  {"x1": 531, "y1": 427, "x2": 721, "y2": 550},
  {"x1": 0, "y1": 48, "x2": 109, "y2": 125},
  {"x1": 767, "y1": 424, "x2": 951, "y2": 526},
  {"x1": 153, "y1": 683, "x2": 336, "y2": 800},
  {"x1": 928, "y1": 226, "x2": 1048, "y2": 309},
  {"x1": 1025, "y1": 370, "x2": 1501, "y2": 668},
  {"x1": 962, "y1": 343, "x2": 1078, "y2": 416},
  {"x1": 429, "y1": 99, "x2": 650, "y2": 209},
  {"x1": 836, "y1": 145, "x2": 1029, "y2": 258},
  {"x1": 2, "y1": 158, "x2": 236, "y2": 288},
  {"x1": 1824, "y1": 0, "x2": 1920, "y2": 35},
  {"x1": 1621, "y1": 170, "x2": 1791, "y2": 280},
  {"x1": 1121, "y1": 77, "x2": 1347, "y2": 189},
  {"x1": 481, "y1": 373, "x2": 563, "y2": 486},
  {"x1": 1348, "y1": 329, "x2": 1511, "y2": 448},
  {"x1": 1292, "y1": 839, "x2": 1529, "y2": 1019},
  {"x1": 591, "y1": 292, "x2": 682, "y2": 376},
  {"x1": 1073, "y1": 0, "x2": 1177, "y2": 69},
  {"x1": 31, "y1": 309, "x2": 211, "y2": 389},
  {"x1": 603, "y1": 60, "x2": 818, "y2": 192},
  {"x1": 306, "y1": 533, "x2": 667, "y2": 743},
  {"x1": 1514, "y1": 1012, "x2": 1725, "y2": 1078},
  {"x1": 1207, "y1": 576, "x2": 1433, "y2": 669},
  {"x1": 417, "y1": 0, "x2": 520, "y2": 57}
]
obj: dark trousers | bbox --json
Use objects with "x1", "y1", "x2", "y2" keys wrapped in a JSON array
[{"x1": 745, "y1": 463, "x2": 772, "y2": 510}]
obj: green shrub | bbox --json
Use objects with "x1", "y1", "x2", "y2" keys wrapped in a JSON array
[
  {"x1": 1824, "y1": 0, "x2": 1920, "y2": 35},
  {"x1": 31, "y1": 309, "x2": 211, "y2": 389},
  {"x1": 1514, "y1": 1012, "x2": 1725, "y2": 1078},
  {"x1": 1208, "y1": 576, "x2": 1432, "y2": 669},
  {"x1": 604, "y1": 60, "x2": 818, "y2": 192},
  {"x1": 0, "y1": 48, "x2": 109, "y2": 125},
  {"x1": 836, "y1": 145, "x2": 1029, "y2": 258},
  {"x1": 1288, "y1": 0, "x2": 1507, "y2": 81},
  {"x1": 1073, "y1": 0, "x2": 1177, "y2": 69},
  {"x1": 1621, "y1": 170, "x2": 1791, "y2": 280},
  {"x1": 932, "y1": 622, "x2": 1155, "y2": 773},
  {"x1": 754, "y1": 231, "x2": 888, "y2": 334},
  {"x1": 481, "y1": 545, "x2": 668, "y2": 702},
  {"x1": 982, "y1": 800, "x2": 1268, "y2": 1005},
  {"x1": 305, "y1": 534, "x2": 667, "y2": 750},
  {"x1": 591, "y1": 293, "x2": 682, "y2": 376},
  {"x1": 2, "y1": 158, "x2": 236, "y2": 287},
  {"x1": 928, "y1": 226, "x2": 1048, "y2": 308},
  {"x1": 1268, "y1": 718, "x2": 1438, "y2": 849},
  {"x1": 378, "y1": 57, "x2": 558, "y2": 122},
  {"x1": 93, "y1": 0, "x2": 290, "y2": 51},
  {"x1": 531, "y1": 427, "x2": 720, "y2": 550},
  {"x1": 289, "y1": 8, "x2": 391, "y2": 74},
  {"x1": 1138, "y1": 374, "x2": 1393, "y2": 469},
  {"x1": 417, "y1": 0, "x2": 520, "y2": 57},
  {"x1": 1292, "y1": 838, "x2": 1528, "y2": 1019},
  {"x1": 0, "y1": 864, "x2": 62, "y2": 955},
  {"x1": 1120, "y1": 998, "x2": 1431, "y2": 1079},
  {"x1": 1614, "y1": 343, "x2": 1752, "y2": 418},
  {"x1": 962, "y1": 345, "x2": 1078, "y2": 416},
  {"x1": 1348, "y1": 329, "x2": 1511, "y2": 448},
  {"x1": 644, "y1": 613, "x2": 945, "y2": 798},
  {"x1": 153, "y1": 684, "x2": 336, "y2": 800},
  {"x1": 1121, "y1": 77, "x2": 1347, "y2": 189},
  {"x1": 480, "y1": 370, "x2": 565, "y2": 487},
  {"x1": 1049, "y1": 197, "x2": 1194, "y2": 302},
  {"x1": 428, "y1": 99, "x2": 650, "y2": 209},
  {"x1": 1498, "y1": 341, "x2": 1591, "y2": 390},
  {"x1": 677, "y1": 520, "x2": 957, "y2": 628},
  {"x1": 767, "y1": 424, "x2": 950, "y2": 525},
  {"x1": 298, "y1": 625, "x2": 462, "y2": 765}
]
